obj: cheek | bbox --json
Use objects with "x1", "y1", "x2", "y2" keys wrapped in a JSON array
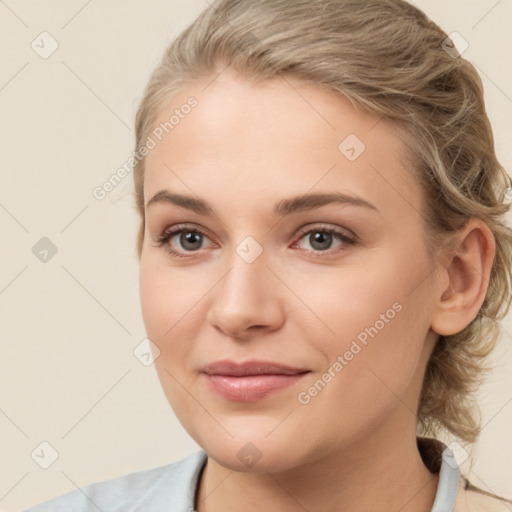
[
  {"x1": 139, "y1": 261, "x2": 198, "y2": 416},
  {"x1": 139, "y1": 258, "x2": 208, "y2": 375},
  {"x1": 311, "y1": 256, "x2": 431, "y2": 407},
  {"x1": 139, "y1": 262, "x2": 166, "y2": 340},
  {"x1": 139, "y1": 258, "x2": 198, "y2": 339},
  {"x1": 139, "y1": 260, "x2": 188, "y2": 374},
  {"x1": 311, "y1": 263, "x2": 417, "y2": 356},
  {"x1": 297, "y1": 302, "x2": 426, "y2": 444}
]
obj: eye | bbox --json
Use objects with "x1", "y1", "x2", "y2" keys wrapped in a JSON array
[
  {"x1": 154, "y1": 224, "x2": 214, "y2": 258},
  {"x1": 154, "y1": 223, "x2": 357, "y2": 259},
  {"x1": 292, "y1": 225, "x2": 356, "y2": 256}
]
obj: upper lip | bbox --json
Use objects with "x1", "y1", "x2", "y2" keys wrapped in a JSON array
[{"x1": 201, "y1": 359, "x2": 310, "y2": 377}]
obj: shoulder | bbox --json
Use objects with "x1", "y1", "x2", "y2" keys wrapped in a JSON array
[
  {"x1": 455, "y1": 476, "x2": 512, "y2": 512},
  {"x1": 23, "y1": 450, "x2": 207, "y2": 512}
]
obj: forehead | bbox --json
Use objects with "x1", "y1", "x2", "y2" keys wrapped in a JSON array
[{"x1": 143, "y1": 69, "x2": 421, "y2": 218}]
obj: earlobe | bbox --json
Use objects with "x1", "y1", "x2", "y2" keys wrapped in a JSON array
[{"x1": 430, "y1": 218, "x2": 496, "y2": 337}]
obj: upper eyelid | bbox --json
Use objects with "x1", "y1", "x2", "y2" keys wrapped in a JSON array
[{"x1": 162, "y1": 222, "x2": 352, "y2": 236}]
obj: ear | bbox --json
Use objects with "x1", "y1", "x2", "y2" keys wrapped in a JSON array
[{"x1": 430, "y1": 218, "x2": 496, "y2": 336}]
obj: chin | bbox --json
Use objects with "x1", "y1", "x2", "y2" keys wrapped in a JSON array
[
  {"x1": 208, "y1": 443, "x2": 301, "y2": 473},
  {"x1": 191, "y1": 426, "x2": 312, "y2": 474}
]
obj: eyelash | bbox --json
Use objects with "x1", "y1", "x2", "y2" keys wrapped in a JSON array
[{"x1": 154, "y1": 223, "x2": 357, "y2": 259}]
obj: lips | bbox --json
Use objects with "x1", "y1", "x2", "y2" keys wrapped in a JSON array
[{"x1": 200, "y1": 359, "x2": 310, "y2": 401}]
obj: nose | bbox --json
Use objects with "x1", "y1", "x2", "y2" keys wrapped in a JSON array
[{"x1": 206, "y1": 245, "x2": 285, "y2": 340}]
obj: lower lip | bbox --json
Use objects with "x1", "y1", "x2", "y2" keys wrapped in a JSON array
[{"x1": 203, "y1": 373, "x2": 308, "y2": 401}]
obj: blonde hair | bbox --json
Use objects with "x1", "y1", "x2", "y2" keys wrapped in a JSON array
[{"x1": 133, "y1": 0, "x2": 512, "y2": 447}]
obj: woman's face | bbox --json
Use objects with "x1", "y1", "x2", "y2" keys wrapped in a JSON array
[{"x1": 139, "y1": 69, "x2": 441, "y2": 471}]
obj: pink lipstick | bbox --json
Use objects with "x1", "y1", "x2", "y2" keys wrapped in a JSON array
[{"x1": 200, "y1": 360, "x2": 310, "y2": 401}]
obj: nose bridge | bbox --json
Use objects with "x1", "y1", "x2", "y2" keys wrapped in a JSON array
[
  {"x1": 219, "y1": 238, "x2": 269, "y2": 307},
  {"x1": 207, "y1": 235, "x2": 283, "y2": 336}
]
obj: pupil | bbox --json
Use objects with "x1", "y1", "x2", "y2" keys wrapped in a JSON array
[
  {"x1": 181, "y1": 232, "x2": 202, "y2": 250},
  {"x1": 311, "y1": 232, "x2": 332, "y2": 250}
]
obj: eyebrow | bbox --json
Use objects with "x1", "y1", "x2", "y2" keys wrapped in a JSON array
[{"x1": 146, "y1": 190, "x2": 379, "y2": 216}]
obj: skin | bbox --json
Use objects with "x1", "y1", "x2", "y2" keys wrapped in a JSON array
[{"x1": 138, "y1": 68, "x2": 496, "y2": 512}]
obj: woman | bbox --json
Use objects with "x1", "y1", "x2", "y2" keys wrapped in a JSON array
[{"x1": 25, "y1": 0, "x2": 512, "y2": 510}]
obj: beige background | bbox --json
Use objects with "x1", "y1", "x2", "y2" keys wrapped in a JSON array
[{"x1": 0, "y1": 1, "x2": 511, "y2": 510}]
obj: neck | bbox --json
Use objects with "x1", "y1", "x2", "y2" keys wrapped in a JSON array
[{"x1": 195, "y1": 415, "x2": 439, "y2": 512}]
